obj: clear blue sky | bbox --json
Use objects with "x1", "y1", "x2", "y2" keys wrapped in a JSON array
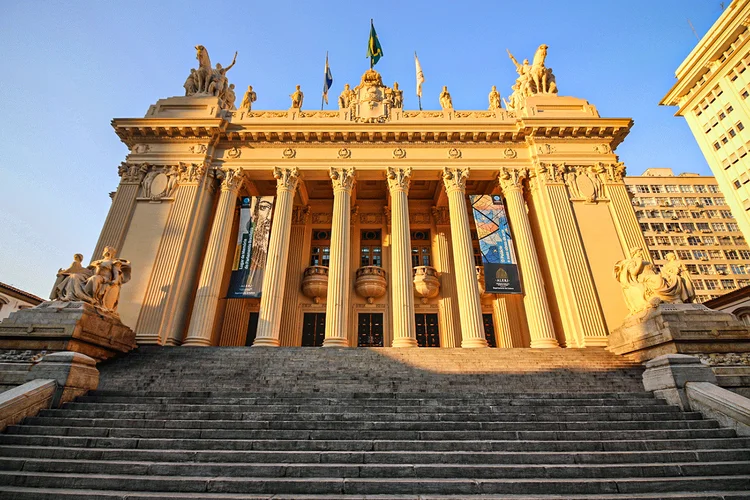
[{"x1": 0, "y1": 0, "x2": 726, "y2": 297}]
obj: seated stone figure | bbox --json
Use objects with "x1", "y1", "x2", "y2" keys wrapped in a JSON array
[{"x1": 614, "y1": 248, "x2": 695, "y2": 315}]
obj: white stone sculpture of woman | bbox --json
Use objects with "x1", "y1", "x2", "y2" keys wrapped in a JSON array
[
  {"x1": 84, "y1": 246, "x2": 132, "y2": 314},
  {"x1": 439, "y1": 86, "x2": 453, "y2": 110},
  {"x1": 50, "y1": 254, "x2": 93, "y2": 302},
  {"x1": 661, "y1": 252, "x2": 696, "y2": 303}
]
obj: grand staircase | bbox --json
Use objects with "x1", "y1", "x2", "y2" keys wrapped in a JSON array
[{"x1": 0, "y1": 346, "x2": 748, "y2": 499}]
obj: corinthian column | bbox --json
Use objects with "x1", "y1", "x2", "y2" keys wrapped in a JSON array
[
  {"x1": 442, "y1": 167, "x2": 487, "y2": 348},
  {"x1": 498, "y1": 167, "x2": 559, "y2": 348},
  {"x1": 387, "y1": 167, "x2": 418, "y2": 347},
  {"x1": 183, "y1": 167, "x2": 244, "y2": 346},
  {"x1": 253, "y1": 167, "x2": 301, "y2": 347},
  {"x1": 323, "y1": 167, "x2": 355, "y2": 347}
]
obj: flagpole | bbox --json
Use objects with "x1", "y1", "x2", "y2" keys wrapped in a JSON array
[
  {"x1": 418, "y1": 95, "x2": 422, "y2": 111},
  {"x1": 369, "y1": 19, "x2": 374, "y2": 69},
  {"x1": 321, "y1": 52, "x2": 326, "y2": 111}
]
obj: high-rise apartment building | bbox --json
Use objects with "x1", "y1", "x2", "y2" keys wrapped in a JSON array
[
  {"x1": 661, "y1": 0, "x2": 750, "y2": 243},
  {"x1": 625, "y1": 168, "x2": 750, "y2": 302}
]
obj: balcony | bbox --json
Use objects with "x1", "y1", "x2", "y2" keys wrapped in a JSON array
[
  {"x1": 301, "y1": 266, "x2": 328, "y2": 303},
  {"x1": 355, "y1": 266, "x2": 387, "y2": 304},
  {"x1": 413, "y1": 266, "x2": 440, "y2": 303}
]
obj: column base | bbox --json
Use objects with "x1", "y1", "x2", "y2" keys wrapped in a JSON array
[
  {"x1": 181, "y1": 337, "x2": 212, "y2": 347},
  {"x1": 530, "y1": 337, "x2": 560, "y2": 348},
  {"x1": 461, "y1": 338, "x2": 489, "y2": 348},
  {"x1": 392, "y1": 337, "x2": 419, "y2": 348},
  {"x1": 323, "y1": 337, "x2": 349, "y2": 347},
  {"x1": 252, "y1": 337, "x2": 280, "y2": 347},
  {"x1": 165, "y1": 338, "x2": 182, "y2": 346}
]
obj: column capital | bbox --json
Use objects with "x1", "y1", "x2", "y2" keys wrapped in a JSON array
[
  {"x1": 118, "y1": 162, "x2": 149, "y2": 184},
  {"x1": 498, "y1": 167, "x2": 528, "y2": 193},
  {"x1": 274, "y1": 166, "x2": 300, "y2": 192},
  {"x1": 216, "y1": 167, "x2": 244, "y2": 192},
  {"x1": 599, "y1": 161, "x2": 626, "y2": 183},
  {"x1": 386, "y1": 167, "x2": 412, "y2": 194},
  {"x1": 329, "y1": 167, "x2": 356, "y2": 193},
  {"x1": 442, "y1": 167, "x2": 469, "y2": 193},
  {"x1": 178, "y1": 162, "x2": 209, "y2": 184}
]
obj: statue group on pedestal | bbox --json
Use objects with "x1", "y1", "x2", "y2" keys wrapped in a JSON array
[
  {"x1": 50, "y1": 247, "x2": 132, "y2": 316},
  {"x1": 504, "y1": 44, "x2": 558, "y2": 112},
  {"x1": 183, "y1": 45, "x2": 239, "y2": 110},
  {"x1": 614, "y1": 248, "x2": 696, "y2": 315}
]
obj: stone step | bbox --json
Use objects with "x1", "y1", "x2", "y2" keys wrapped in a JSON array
[
  {"x1": 20, "y1": 417, "x2": 718, "y2": 432},
  {"x1": 2, "y1": 457, "x2": 749, "y2": 480},
  {"x1": 2, "y1": 434, "x2": 747, "y2": 452},
  {"x1": 4, "y1": 425, "x2": 735, "y2": 442},
  {"x1": 3, "y1": 445, "x2": 749, "y2": 465},
  {"x1": 1, "y1": 471, "x2": 749, "y2": 495}
]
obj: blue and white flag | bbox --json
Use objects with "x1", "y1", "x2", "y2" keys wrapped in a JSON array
[{"x1": 323, "y1": 52, "x2": 333, "y2": 105}]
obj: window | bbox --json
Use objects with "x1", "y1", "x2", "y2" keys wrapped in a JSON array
[
  {"x1": 712, "y1": 222, "x2": 726, "y2": 231},
  {"x1": 720, "y1": 236, "x2": 733, "y2": 246},
  {"x1": 686, "y1": 264, "x2": 699, "y2": 274},
  {"x1": 683, "y1": 223, "x2": 696, "y2": 232},
  {"x1": 665, "y1": 185, "x2": 678, "y2": 193},
  {"x1": 695, "y1": 185, "x2": 707, "y2": 194},
  {"x1": 726, "y1": 250, "x2": 740, "y2": 260},
  {"x1": 411, "y1": 230, "x2": 432, "y2": 267},
  {"x1": 720, "y1": 210, "x2": 733, "y2": 218},
  {"x1": 703, "y1": 236, "x2": 715, "y2": 245},
  {"x1": 640, "y1": 223, "x2": 650, "y2": 232},
  {"x1": 309, "y1": 230, "x2": 331, "y2": 267},
  {"x1": 636, "y1": 185, "x2": 650, "y2": 193},
  {"x1": 677, "y1": 250, "x2": 692, "y2": 260},
  {"x1": 701, "y1": 198, "x2": 714, "y2": 206},
  {"x1": 672, "y1": 236, "x2": 686, "y2": 245},
  {"x1": 693, "y1": 280, "x2": 705, "y2": 290},
  {"x1": 697, "y1": 223, "x2": 711, "y2": 231},
  {"x1": 635, "y1": 210, "x2": 644, "y2": 219},
  {"x1": 731, "y1": 264, "x2": 747, "y2": 274},
  {"x1": 680, "y1": 185, "x2": 693, "y2": 193},
  {"x1": 727, "y1": 105, "x2": 734, "y2": 114},
  {"x1": 706, "y1": 210, "x2": 719, "y2": 218},
  {"x1": 734, "y1": 236, "x2": 746, "y2": 245},
  {"x1": 722, "y1": 279, "x2": 737, "y2": 290},
  {"x1": 710, "y1": 250, "x2": 724, "y2": 259},
  {"x1": 714, "y1": 142, "x2": 721, "y2": 150},
  {"x1": 719, "y1": 111, "x2": 726, "y2": 120},
  {"x1": 730, "y1": 129, "x2": 737, "y2": 138},
  {"x1": 698, "y1": 264, "x2": 713, "y2": 274},
  {"x1": 741, "y1": 250, "x2": 750, "y2": 260},
  {"x1": 715, "y1": 264, "x2": 728, "y2": 274},
  {"x1": 676, "y1": 210, "x2": 689, "y2": 218},
  {"x1": 728, "y1": 223, "x2": 740, "y2": 231},
  {"x1": 656, "y1": 236, "x2": 670, "y2": 245},
  {"x1": 738, "y1": 121, "x2": 745, "y2": 131},
  {"x1": 739, "y1": 279, "x2": 750, "y2": 288},
  {"x1": 722, "y1": 136, "x2": 729, "y2": 144},
  {"x1": 693, "y1": 250, "x2": 708, "y2": 260},
  {"x1": 705, "y1": 279, "x2": 719, "y2": 290},
  {"x1": 707, "y1": 185, "x2": 719, "y2": 193},
  {"x1": 650, "y1": 185, "x2": 664, "y2": 193},
  {"x1": 651, "y1": 223, "x2": 665, "y2": 232},
  {"x1": 360, "y1": 229, "x2": 382, "y2": 267},
  {"x1": 691, "y1": 211, "x2": 704, "y2": 219},
  {"x1": 649, "y1": 250, "x2": 661, "y2": 261},
  {"x1": 644, "y1": 236, "x2": 655, "y2": 246},
  {"x1": 714, "y1": 197, "x2": 726, "y2": 205},
  {"x1": 666, "y1": 223, "x2": 681, "y2": 232}
]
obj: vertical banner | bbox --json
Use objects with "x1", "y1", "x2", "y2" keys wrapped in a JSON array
[
  {"x1": 227, "y1": 196, "x2": 275, "y2": 298},
  {"x1": 470, "y1": 194, "x2": 523, "y2": 294}
]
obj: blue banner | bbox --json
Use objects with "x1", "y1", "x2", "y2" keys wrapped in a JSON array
[{"x1": 470, "y1": 194, "x2": 522, "y2": 294}]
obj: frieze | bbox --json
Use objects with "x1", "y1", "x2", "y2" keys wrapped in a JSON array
[
  {"x1": 312, "y1": 212, "x2": 333, "y2": 224},
  {"x1": 132, "y1": 144, "x2": 151, "y2": 154},
  {"x1": 359, "y1": 212, "x2": 383, "y2": 224},
  {"x1": 178, "y1": 162, "x2": 208, "y2": 184},
  {"x1": 537, "y1": 144, "x2": 556, "y2": 155},
  {"x1": 189, "y1": 144, "x2": 208, "y2": 154},
  {"x1": 594, "y1": 143, "x2": 611, "y2": 154},
  {"x1": 410, "y1": 211, "x2": 432, "y2": 225},
  {"x1": 697, "y1": 352, "x2": 750, "y2": 366}
]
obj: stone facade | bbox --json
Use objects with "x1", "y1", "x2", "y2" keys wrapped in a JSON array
[{"x1": 96, "y1": 66, "x2": 646, "y2": 349}]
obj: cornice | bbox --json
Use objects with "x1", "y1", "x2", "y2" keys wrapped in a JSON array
[{"x1": 111, "y1": 118, "x2": 227, "y2": 147}]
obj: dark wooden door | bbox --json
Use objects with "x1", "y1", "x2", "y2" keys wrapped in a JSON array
[
  {"x1": 358, "y1": 313, "x2": 384, "y2": 347},
  {"x1": 415, "y1": 313, "x2": 440, "y2": 347},
  {"x1": 482, "y1": 313, "x2": 498, "y2": 348},
  {"x1": 245, "y1": 312, "x2": 259, "y2": 346},
  {"x1": 301, "y1": 313, "x2": 326, "y2": 347}
]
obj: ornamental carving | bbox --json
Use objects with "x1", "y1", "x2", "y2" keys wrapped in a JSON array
[
  {"x1": 386, "y1": 167, "x2": 412, "y2": 193},
  {"x1": 448, "y1": 148, "x2": 462, "y2": 159},
  {"x1": 533, "y1": 162, "x2": 562, "y2": 184},
  {"x1": 132, "y1": 144, "x2": 151, "y2": 154},
  {"x1": 537, "y1": 144, "x2": 556, "y2": 155},
  {"x1": 227, "y1": 147, "x2": 241, "y2": 158},
  {"x1": 329, "y1": 167, "x2": 356, "y2": 192},
  {"x1": 498, "y1": 167, "x2": 527, "y2": 192},
  {"x1": 189, "y1": 144, "x2": 208, "y2": 154},
  {"x1": 442, "y1": 167, "x2": 469, "y2": 192},
  {"x1": 178, "y1": 162, "x2": 208, "y2": 184},
  {"x1": 594, "y1": 144, "x2": 611, "y2": 154},
  {"x1": 337, "y1": 148, "x2": 352, "y2": 159},
  {"x1": 292, "y1": 205, "x2": 310, "y2": 226},
  {"x1": 282, "y1": 148, "x2": 296, "y2": 159},
  {"x1": 505, "y1": 44, "x2": 558, "y2": 113},
  {"x1": 431, "y1": 206, "x2": 450, "y2": 225},
  {"x1": 141, "y1": 165, "x2": 179, "y2": 200},
  {"x1": 273, "y1": 167, "x2": 300, "y2": 192},
  {"x1": 359, "y1": 212, "x2": 383, "y2": 224},
  {"x1": 392, "y1": 148, "x2": 406, "y2": 159},
  {"x1": 118, "y1": 162, "x2": 149, "y2": 184},
  {"x1": 410, "y1": 211, "x2": 432, "y2": 225},
  {"x1": 183, "y1": 45, "x2": 238, "y2": 111},
  {"x1": 599, "y1": 161, "x2": 626, "y2": 183},
  {"x1": 220, "y1": 167, "x2": 244, "y2": 192},
  {"x1": 561, "y1": 165, "x2": 604, "y2": 202},
  {"x1": 312, "y1": 212, "x2": 333, "y2": 224},
  {"x1": 503, "y1": 148, "x2": 517, "y2": 159},
  {"x1": 697, "y1": 352, "x2": 750, "y2": 366}
]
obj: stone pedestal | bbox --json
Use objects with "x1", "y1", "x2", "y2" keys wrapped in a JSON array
[
  {"x1": 0, "y1": 301, "x2": 137, "y2": 361},
  {"x1": 608, "y1": 303, "x2": 750, "y2": 362},
  {"x1": 642, "y1": 354, "x2": 717, "y2": 409},
  {"x1": 27, "y1": 351, "x2": 99, "y2": 406}
]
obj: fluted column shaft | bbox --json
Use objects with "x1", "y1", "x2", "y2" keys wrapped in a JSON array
[
  {"x1": 253, "y1": 167, "x2": 301, "y2": 347},
  {"x1": 442, "y1": 167, "x2": 487, "y2": 348},
  {"x1": 432, "y1": 207, "x2": 461, "y2": 348},
  {"x1": 387, "y1": 167, "x2": 418, "y2": 347},
  {"x1": 499, "y1": 168, "x2": 559, "y2": 348},
  {"x1": 184, "y1": 167, "x2": 244, "y2": 346},
  {"x1": 323, "y1": 167, "x2": 356, "y2": 347}
]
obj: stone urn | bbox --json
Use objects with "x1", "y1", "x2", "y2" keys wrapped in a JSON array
[
  {"x1": 476, "y1": 265, "x2": 491, "y2": 300},
  {"x1": 301, "y1": 266, "x2": 328, "y2": 303},
  {"x1": 413, "y1": 266, "x2": 440, "y2": 303},
  {"x1": 355, "y1": 266, "x2": 387, "y2": 304}
]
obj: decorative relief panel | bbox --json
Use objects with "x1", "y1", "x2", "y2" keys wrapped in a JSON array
[
  {"x1": 392, "y1": 148, "x2": 406, "y2": 159},
  {"x1": 140, "y1": 165, "x2": 180, "y2": 201},
  {"x1": 282, "y1": 148, "x2": 296, "y2": 159},
  {"x1": 118, "y1": 162, "x2": 148, "y2": 184},
  {"x1": 189, "y1": 144, "x2": 208, "y2": 154},
  {"x1": 292, "y1": 205, "x2": 310, "y2": 225},
  {"x1": 178, "y1": 162, "x2": 208, "y2": 184},
  {"x1": 503, "y1": 148, "x2": 517, "y2": 159},
  {"x1": 431, "y1": 206, "x2": 450, "y2": 225},
  {"x1": 409, "y1": 211, "x2": 432, "y2": 225},
  {"x1": 132, "y1": 144, "x2": 151, "y2": 154},
  {"x1": 337, "y1": 148, "x2": 351, "y2": 159},
  {"x1": 227, "y1": 147, "x2": 241, "y2": 158},
  {"x1": 312, "y1": 212, "x2": 333, "y2": 224},
  {"x1": 537, "y1": 144, "x2": 556, "y2": 155},
  {"x1": 447, "y1": 148, "x2": 462, "y2": 159},
  {"x1": 359, "y1": 212, "x2": 383, "y2": 224}
]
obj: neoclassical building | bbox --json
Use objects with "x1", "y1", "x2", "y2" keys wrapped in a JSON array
[{"x1": 99, "y1": 52, "x2": 644, "y2": 350}]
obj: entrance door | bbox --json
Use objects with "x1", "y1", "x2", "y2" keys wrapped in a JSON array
[
  {"x1": 415, "y1": 313, "x2": 440, "y2": 347},
  {"x1": 482, "y1": 313, "x2": 497, "y2": 348},
  {"x1": 245, "y1": 312, "x2": 259, "y2": 346},
  {"x1": 358, "y1": 313, "x2": 384, "y2": 347},
  {"x1": 301, "y1": 313, "x2": 326, "y2": 347}
]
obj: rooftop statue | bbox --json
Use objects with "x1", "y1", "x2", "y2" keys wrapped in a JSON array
[
  {"x1": 50, "y1": 247, "x2": 132, "y2": 316},
  {"x1": 488, "y1": 85, "x2": 501, "y2": 110},
  {"x1": 506, "y1": 44, "x2": 558, "y2": 111},
  {"x1": 240, "y1": 85, "x2": 257, "y2": 111},
  {"x1": 183, "y1": 46, "x2": 238, "y2": 110},
  {"x1": 439, "y1": 86, "x2": 453, "y2": 110},
  {"x1": 614, "y1": 248, "x2": 695, "y2": 315},
  {"x1": 290, "y1": 85, "x2": 304, "y2": 109},
  {"x1": 338, "y1": 84, "x2": 354, "y2": 109},
  {"x1": 391, "y1": 82, "x2": 403, "y2": 109}
]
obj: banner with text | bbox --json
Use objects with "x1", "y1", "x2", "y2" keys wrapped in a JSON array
[
  {"x1": 227, "y1": 196, "x2": 275, "y2": 298},
  {"x1": 469, "y1": 194, "x2": 522, "y2": 294}
]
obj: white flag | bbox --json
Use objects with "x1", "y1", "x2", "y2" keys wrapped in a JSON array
[{"x1": 415, "y1": 52, "x2": 425, "y2": 98}]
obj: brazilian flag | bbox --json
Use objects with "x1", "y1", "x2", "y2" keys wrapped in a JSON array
[{"x1": 366, "y1": 20, "x2": 383, "y2": 67}]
